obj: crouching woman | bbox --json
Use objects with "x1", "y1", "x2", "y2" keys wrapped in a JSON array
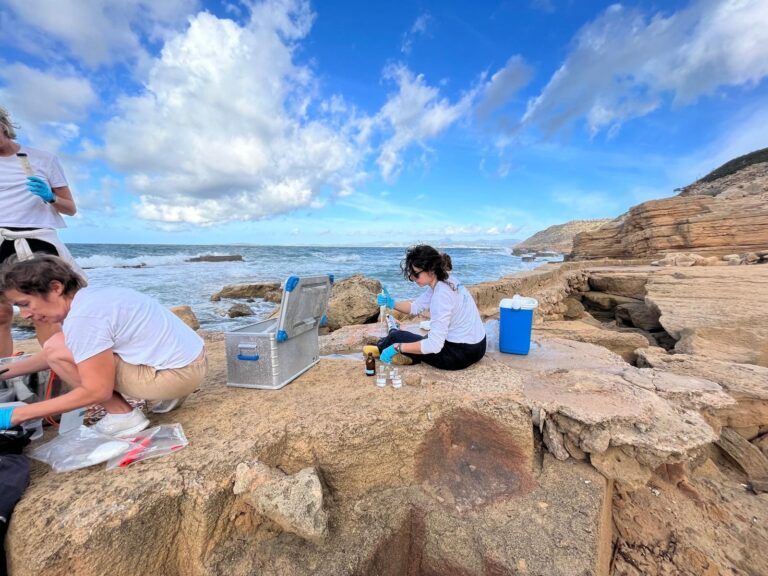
[{"x1": 0, "y1": 255, "x2": 207, "y2": 437}]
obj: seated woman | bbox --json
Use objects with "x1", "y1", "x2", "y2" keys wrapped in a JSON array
[
  {"x1": 0, "y1": 255, "x2": 207, "y2": 437},
  {"x1": 376, "y1": 244, "x2": 486, "y2": 370}
]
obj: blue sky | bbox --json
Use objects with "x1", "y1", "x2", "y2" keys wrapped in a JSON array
[{"x1": 1, "y1": 0, "x2": 767, "y2": 246}]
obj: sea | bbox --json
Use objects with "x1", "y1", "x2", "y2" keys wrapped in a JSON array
[{"x1": 11, "y1": 244, "x2": 562, "y2": 339}]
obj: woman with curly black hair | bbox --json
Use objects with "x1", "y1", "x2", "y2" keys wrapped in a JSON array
[{"x1": 375, "y1": 244, "x2": 486, "y2": 370}]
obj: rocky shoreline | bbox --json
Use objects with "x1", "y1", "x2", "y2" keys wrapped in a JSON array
[
  {"x1": 6, "y1": 150, "x2": 768, "y2": 576},
  {"x1": 6, "y1": 256, "x2": 768, "y2": 576}
]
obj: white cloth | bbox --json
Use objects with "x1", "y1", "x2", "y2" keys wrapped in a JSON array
[
  {"x1": 0, "y1": 146, "x2": 67, "y2": 229},
  {"x1": 0, "y1": 227, "x2": 86, "y2": 279},
  {"x1": 63, "y1": 286, "x2": 204, "y2": 368},
  {"x1": 409, "y1": 277, "x2": 486, "y2": 354}
]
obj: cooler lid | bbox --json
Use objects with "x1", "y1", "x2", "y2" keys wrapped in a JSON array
[
  {"x1": 276, "y1": 274, "x2": 333, "y2": 342},
  {"x1": 500, "y1": 294, "x2": 539, "y2": 310}
]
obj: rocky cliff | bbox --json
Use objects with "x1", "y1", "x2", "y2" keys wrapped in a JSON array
[
  {"x1": 571, "y1": 148, "x2": 768, "y2": 259},
  {"x1": 514, "y1": 219, "x2": 613, "y2": 254}
]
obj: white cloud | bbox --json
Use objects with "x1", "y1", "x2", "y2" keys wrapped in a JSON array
[
  {"x1": 401, "y1": 13, "x2": 431, "y2": 54},
  {"x1": 476, "y1": 55, "x2": 533, "y2": 120},
  {"x1": 374, "y1": 64, "x2": 477, "y2": 182},
  {"x1": 0, "y1": 63, "x2": 97, "y2": 152},
  {"x1": 100, "y1": 4, "x2": 365, "y2": 226},
  {"x1": 3, "y1": 0, "x2": 198, "y2": 67},
  {"x1": 522, "y1": 0, "x2": 768, "y2": 136}
]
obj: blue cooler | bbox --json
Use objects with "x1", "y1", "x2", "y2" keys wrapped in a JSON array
[{"x1": 499, "y1": 295, "x2": 539, "y2": 355}]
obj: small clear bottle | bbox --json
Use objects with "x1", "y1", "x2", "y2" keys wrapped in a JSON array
[
  {"x1": 391, "y1": 368, "x2": 402, "y2": 389},
  {"x1": 376, "y1": 365, "x2": 388, "y2": 388}
]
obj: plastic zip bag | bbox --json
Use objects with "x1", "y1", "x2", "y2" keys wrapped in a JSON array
[
  {"x1": 106, "y1": 424, "x2": 188, "y2": 469},
  {"x1": 484, "y1": 319, "x2": 500, "y2": 353},
  {"x1": 29, "y1": 426, "x2": 134, "y2": 473}
]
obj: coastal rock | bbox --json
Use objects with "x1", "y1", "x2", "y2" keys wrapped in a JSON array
[
  {"x1": 325, "y1": 274, "x2": 381, "y2": 331},
  {"x1": 534, "y1": 319, "x2": 652, "y2": 363},
  {"x1": 562, "y1": 297, "x2": 585, "y2": 319},
  {"x1": 587, "y1": 270, "x2": 649, "y2": 299},
  {"x1": 170, "y1": 305, "x2": 200, "y2": 330},
  {"x1": 187, "y1": 255, "x2": 243, "y2": 263},
  {"x1": 650, "y1": 252, "x2": 706, "y2": 267},
  {"x1": 228, "y1": 303, "x2": 254, "y2": 318},
  {"x1": 211, "y1": 281, "x2": 281, "y2": 302},
  {"x1": 581, "y1": 291, "x2": 643, "y2": 311},
  {"x1": 513, "y1": 218, "x2": 612, "y2": 254},
  {"x1": 571, "y1": 151, "x2": 768, "y2": 260},
  {"x1": 590, "y1": 447, "x2": 652, "y2": 489},
  {"x1": 615, "y1": 302, "x2": 662, "y2": 331},
  {"x1": 636, "y1": 347, "x2": 768, "y2": 429},
  {"x1": 12, "y1": 313, "x2": 33, "y2": 329},
  {"x1": 644, "y1": 266, "x2": 768, "y2": 366},
  {"x1": 234, "y1": 462, "x2": 329, "y2": 543}
]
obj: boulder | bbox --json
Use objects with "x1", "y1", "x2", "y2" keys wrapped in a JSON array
[
  {"x1": 325, "y1": 274, "x2": 381, "y2": 331},
  {"x1": 211, "y1": 282, "x2": 281, "y2": 302},
  {"x1": 169, "y1": 305, "x2": 200, "y2": 330},
  {"x1": 651, "y1": 252, "x2": 706, "y2": 267},
  {"x1": 615, "y1": 302, "x2": 662, "y2": 331},
  {"x1": 12, "y1": 314, "x2": 33, "y2": 329},
  {"x1": 562, "y1": 297, "x2": 585, "y2": 319},
  {"x1": 228, "y1": 303, "x2": 254, "y2": 318},
  {"x1": 234, "y1": 462, "x2": 329, "y2": 543}
]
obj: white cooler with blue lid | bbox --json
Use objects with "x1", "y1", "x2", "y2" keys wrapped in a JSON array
[{"x1": 225, "y1": 274, "x2": 332, "y2": 390}]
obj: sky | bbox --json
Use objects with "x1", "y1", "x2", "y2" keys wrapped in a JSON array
[{"x1": 1, "y1": 0, "x2": 767, "y2": 246}]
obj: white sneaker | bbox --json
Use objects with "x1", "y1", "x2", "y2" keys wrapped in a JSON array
[
  {"x1": 386, "y1": 314, "x2": 400, "y2": 333},
  {"x1": 91, "y1": 408, "x2": 149, "y2": 438},
  {"x1": 149, "y1": 396, "x2": 188, "y2": 414}
]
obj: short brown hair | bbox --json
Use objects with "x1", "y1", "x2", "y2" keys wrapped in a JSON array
[{"x1": 0, "y1": 255, "x2": 86, "y2": 298}]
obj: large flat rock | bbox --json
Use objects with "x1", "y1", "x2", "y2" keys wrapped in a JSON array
[
  {"x1": 645, "y1": 266, "x2": 768, "y2": 366},
  {"x1": 13, "y1": 339, "x2": 604, "y2": 576}
]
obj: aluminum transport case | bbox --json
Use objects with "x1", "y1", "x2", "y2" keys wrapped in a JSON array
[{"x1": 225, "y1": 274, "x2": 333, "y2": 390}]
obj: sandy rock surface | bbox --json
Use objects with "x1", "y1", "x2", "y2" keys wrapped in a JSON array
[
  {"x1": 645, "y1": 266, "x2": 768, "y2": 366},
  {"x1": 11, "y1": 336, "x2": 616, "y2": 576}
]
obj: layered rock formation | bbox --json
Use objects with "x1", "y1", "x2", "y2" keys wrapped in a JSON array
[
  {"x1": 571, "y1": 149, "x2": 768, "y2": 260},
  {"x1": 514, "y1": 218, "x2": 612, "y2": 254}
]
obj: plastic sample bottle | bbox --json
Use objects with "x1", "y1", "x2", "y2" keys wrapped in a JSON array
[{"x1": 365, "y1": 353, "x2": 376, "y2": 376}]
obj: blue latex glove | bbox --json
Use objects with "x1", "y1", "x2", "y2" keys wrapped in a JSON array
[
  {"x1": 380, "y1": 345, "x2": 397, "y2": 364},
  {"x1": 377, "y1": 287, "x2": 395, "y2": 308},
  {"x1": 27, "y1": 175, "x2": 55, "y2": 203},
  {"x1": 0, "y1": 406, "x2": 15, "y2": 430}
]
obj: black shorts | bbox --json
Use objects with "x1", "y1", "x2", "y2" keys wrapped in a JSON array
[{"x1": 0, "y1": 228, "x2": 59, "y2": 264}]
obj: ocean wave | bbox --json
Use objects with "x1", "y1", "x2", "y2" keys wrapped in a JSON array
[
  {"x1": 76, "y1": 252, "x2": 221, "y2": 269},
  {"x1": 310, "y1": 252, "x2": 362, "y2": 263}
]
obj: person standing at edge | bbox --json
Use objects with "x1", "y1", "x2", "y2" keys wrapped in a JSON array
[
  {"x1": 0, "y1": 106, "x2": 83, "y2": 357},
  {"x1": 375, "y1": 244, "x2": 486, "y2": 370},
  {"x1": 0, "y1": 256, "x2": 207, "y2": 437}
]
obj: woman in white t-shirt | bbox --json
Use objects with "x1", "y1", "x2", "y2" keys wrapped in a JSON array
[
  {"x1": 375, "y1": 244, "x2": 487, "y2": 370},
  {"x1": 0, "y1": 107, "x2": 81, "y2": 357},
  {"x1": 0, "y1": 256, "x2": 207, "y2": 438}
]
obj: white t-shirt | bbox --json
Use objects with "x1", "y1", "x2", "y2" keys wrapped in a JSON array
[
  {"x1": 0, "y1": 146, "x2": 68, "y2": 229},
  {"x1": 63, "y1": 287, "x2": 204, "y2": 368},
  {"x1": 409, "y1": 277, "x2": 486, "y2": 354}
]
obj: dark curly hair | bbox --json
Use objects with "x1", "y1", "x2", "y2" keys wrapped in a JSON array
[
  {"x1": 0, "y1": 254, "x2": 86, "y2": 298},
  {"x1": 400, "y1": 244, "x2": 452, "y2": 282}
]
